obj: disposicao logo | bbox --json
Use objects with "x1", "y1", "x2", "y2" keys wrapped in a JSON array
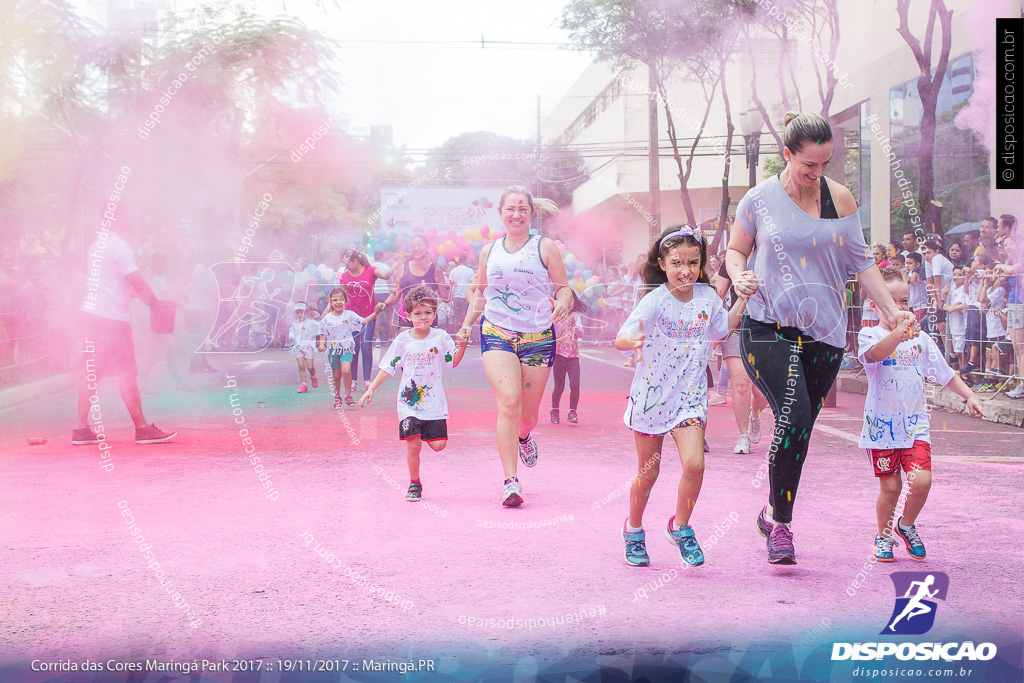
[
  {"x1": 831, "y1": 572, "x2": 997, "y2": 662},
  {"x1": 882, "y1": 571, "x2": 948, "y2": 635}
]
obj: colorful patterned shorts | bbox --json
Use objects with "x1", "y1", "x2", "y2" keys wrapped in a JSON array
[
  {"x1": 634, "y1": 416, "x2": 706, "y2": 438},
  {"x1": 480, "y1": 317, "x2": 555, "y2": 367}
]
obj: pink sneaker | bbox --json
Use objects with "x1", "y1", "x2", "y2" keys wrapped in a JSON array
[
  {"x1": 297, "y1": 383, "x2": 308, "y2": 393},
  {"x1": 311, "y1": 376, "x2": 319, "y2": 388}
]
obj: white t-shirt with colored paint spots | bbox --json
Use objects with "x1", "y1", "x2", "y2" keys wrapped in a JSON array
[
  {"x1": 857, "y1": 327, "x2": 955, "y2": 449},
  {"x1": 618, "y1": 283, "x2": 730, "y2": 434},
  {"x1": 379, "y1": 327, "x2": 458, "y2": 421},
  {"x1": 318, "y1": 310, "x2": 362, "y2": 353}
]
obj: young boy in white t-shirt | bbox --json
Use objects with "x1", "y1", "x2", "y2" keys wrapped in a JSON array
[
  {"x1": 859, "y1": 267, "x2": 985, "y2": 563},
  {"x1": 360, "y1": 286, "x2": 467, "y2": 501},
  {"x1": 942, "y1": 266, "x2": 968, "y2": 370}
]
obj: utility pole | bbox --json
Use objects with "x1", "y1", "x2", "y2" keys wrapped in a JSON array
[{"x1": 648, "y1": 64, "x2": 661, "y2": 242}]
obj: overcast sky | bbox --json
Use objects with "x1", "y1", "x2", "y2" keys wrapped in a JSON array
[{"x1": 259, "y1": 0, "x2": 597, "y2": 153}]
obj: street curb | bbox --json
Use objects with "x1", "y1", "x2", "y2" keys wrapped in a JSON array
[
  {"x1": 0, "y1": 373, "x2": 75, "y2": 415},
  {"x1": 836, "y1": 370, "x2": 1024, "y2": 428}
]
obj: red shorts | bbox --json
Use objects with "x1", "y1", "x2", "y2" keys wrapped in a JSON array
[{"x1": 869, "y1": 440, "x2": 931, "y2": 478}]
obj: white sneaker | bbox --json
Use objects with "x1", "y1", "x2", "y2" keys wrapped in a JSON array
[
  {"x1": 734, "y1": 434, "x2": 751, "y2": 454},
  {"x1": 1007, "y1": 384, "x2": 1024, "y2": 399},
  {"x1": 748, "y1": 410, "x2": 762, "y2": 443},
  {"x1": 709, "y1": 393, "x2": 727, "y2": 406},
  {"x1": 363, "y1": 380, "x2": 371, "y2": 391},
  {"x1": 502, "y1": 478, "x2": 523, "y2": 507}
]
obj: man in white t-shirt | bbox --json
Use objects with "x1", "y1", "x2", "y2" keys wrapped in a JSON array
[
  {"x1": 448, "y1": 258, "x2": 476, "y2": 336},
  {"x1": 75, "y1": 229, "x2": 177, "y2": 447},
  {"x1": 922, "y1": 240, "x2": 952, "y2": 348}
]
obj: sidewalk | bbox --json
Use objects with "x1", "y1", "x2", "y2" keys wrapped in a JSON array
[{"x1": 835, "y1": 369, "x2": 1024, "y2": 428}]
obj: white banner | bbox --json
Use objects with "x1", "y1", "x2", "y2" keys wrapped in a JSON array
[{"x1": 377, "y1": 187, "x2": 505, "y2": 234}]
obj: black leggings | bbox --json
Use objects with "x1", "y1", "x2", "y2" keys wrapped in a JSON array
[
  {"x1": 551, "y1": 355, "x2": 580, "y2": 411},
  {"x1": 739, "y1": 317, "x2": 844, "y2": 524}
]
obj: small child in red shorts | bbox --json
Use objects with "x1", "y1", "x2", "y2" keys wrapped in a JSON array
[{"x1": 858, "y1": 267, "x2": 985, "y2": 562}]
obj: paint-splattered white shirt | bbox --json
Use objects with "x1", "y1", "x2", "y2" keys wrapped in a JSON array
[
  {"x1": 857, "y1": 328, "x2": 955, "y2": 449},
  {"x1": 379, "y1": 327, "x2": 458, "y2": 421},
  {"x1": 618, "y1": 284, "x2": 729, "y2": 434}
]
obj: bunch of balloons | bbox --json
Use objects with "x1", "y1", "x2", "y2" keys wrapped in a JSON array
[
  {"x1": 291, "y1": 263, "x2": 334, "y2": 298},
  {"x1": 367, "y1": 225, "x2": 506, "y2": 267},
  {"x1": 554, "y1": 239, "x2": 607, "y2": 309}
]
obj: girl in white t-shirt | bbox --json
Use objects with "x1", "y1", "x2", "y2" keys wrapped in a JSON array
[
  {"x1": 615, "y1": 225, "x2": 749, "y2": 568},
  {"x1": 360, "y1": 286, "x2": 467, "y2": 501},
  {"x1": 318, "y1": 288, "x2": 382, "y2": 407},
  {"x1": 288, "y1": 304, "x2": 320, "y2": 393}
]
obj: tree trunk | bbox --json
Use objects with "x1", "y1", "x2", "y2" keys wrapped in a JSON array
[{"x1": 714, "y1": 51, "x2": 735, "y2": 256}]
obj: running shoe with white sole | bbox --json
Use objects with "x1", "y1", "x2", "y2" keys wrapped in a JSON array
[
  {"x1": 755, "y1": 506, "x2": 773, "y2": 540},
  {"x1": 311, "y1": 376, "x2": 319, "y2": 388},
  {"x1": 345, "y1": 395, "x2": 356, "y2": 407},
  {"x1": 502, "y1": 477, "x2": 523, "y2": 507},
  {"x1": 664, "y1": 516, "x2": 705, "y2": 566},
  {"x1": 895, "y1": 518, "x2": 926, "y2": 560},
  {"x1": 297, "y1": 383, "x2": 308, "y2": 394},
  {"x1": 622, "y1": 521, "x2": 650, "y2": 567},
  {"x1": 71, "y1": 427, "x2": 101, "y2": 446},
  {"x1": 767, "y1": 522, "x2": 796, "y2": 564},
  {"x1": 1008, "y1": 384, "x2": 1024, "y2": 399},
  {"x1": 734, "y1": 434, "x2": 751, "y2": 454},
  {"x1": 748, "y1": 409, "x2": 762, "y2": 443},
  {"x1": 406, "y1": 482, "x2": 422, "y2": 502},
  {"x1": 874, "y1": 534, "x2": 897, "y2": 562},
  {"x1": 135, "y1": 424, "x2": 177, "y2": 444},
  {"x1": 518, "y1": 434, "x2": 539, "y2": 467}
]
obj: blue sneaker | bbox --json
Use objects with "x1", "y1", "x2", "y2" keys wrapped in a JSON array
[
  {"x1": 874, "y1": 534, "x2": 897, "y2": 562},
  {"x1": 895, "y1": 518, "x2": 926, "y2": 560},
  {"x1": 664, "y1": 516, "x2": 705, "y2": 567},
  {"x1": 622, "y1": 520, "x2": 650, "y2": 567}
]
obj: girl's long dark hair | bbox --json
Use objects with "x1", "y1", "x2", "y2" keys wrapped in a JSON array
[{"x1": 640, "y1": 224, "x2": 710, "y2": 293}]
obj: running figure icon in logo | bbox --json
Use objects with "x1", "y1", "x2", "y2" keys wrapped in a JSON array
[{"x1": 881, "y1": 572, "x2": 949, "y2": 635}]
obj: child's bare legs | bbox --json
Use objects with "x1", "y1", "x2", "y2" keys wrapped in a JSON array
[
  {"x1": 296, "y1": 357, "x2": 307, "y2": 383},
  {"x1": 305, "y1": 359, "x2": 316, "y2": 382},
  {"x1": 900, "y1": 467, "x2": 931, "y2": 526},
  {"x1": 876, "y1": 474, "x2": 902, "y2": 536},
  {"x1": 628, "y1": 433, "x2": 663, "y2": 528},
  {"x1": 331, "y1": 364, "x2": 342, "y2": 396},
  {"x1": 341, "y1": 361, "x2": 353, "y2": 397},
  {"x1": 407, "y1": 437, "x2": 446, "y2": 481},
  {"x1": 406, "y1": 436, "x2": 422, "y2": 481},
  {"x1": 671, "y1": 425, "x2": 706, "y2": 526}
]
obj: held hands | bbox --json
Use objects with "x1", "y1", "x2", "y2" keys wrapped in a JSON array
[
  {"x1": 734, "y1": 270, "x2": 760, "y2": 297},
  {"x1": 456, "y1": 325, "x2": 472, "y2": 344},
  {"x1": 548, "y1": 296, "x2": 570, "y2": 325},
  {"x1": 317, "y1": 341, "x2": 326, "y2": 353},
  {"x1": 890, "y1": 310, "x2": 918, "y2": 341},
  {"x1": 374, "y1": 302, "x2": 386, "y2": 313}
]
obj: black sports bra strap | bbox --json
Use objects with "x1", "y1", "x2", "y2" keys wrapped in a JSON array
[{"x1": 819, "y1": 177, "x2": 839, "y2": 219}]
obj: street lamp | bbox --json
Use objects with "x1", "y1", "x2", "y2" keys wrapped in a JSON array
[{"x1": 738, "y1": 102, "x2": 765, "y2": 189}]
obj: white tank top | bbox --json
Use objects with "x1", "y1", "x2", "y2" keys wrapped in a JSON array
[{"x1": 483, "y1": 234, "x2": 553, "y2": 333}]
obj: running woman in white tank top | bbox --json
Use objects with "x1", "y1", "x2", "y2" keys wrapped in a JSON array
[{"x1": 457, "y1": 185, "x2": 573, "y2": 507}]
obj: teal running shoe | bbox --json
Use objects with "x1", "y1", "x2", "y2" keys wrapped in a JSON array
[
  {"x1": 664, "y1": 516, "x2": 705, "y2": 567},
  {"x1": 622, "y1": 520, "x2": 650, "y2": 567},
  {"x1": 874, "y1": 534, "x2": 896, "y2": 562},
  {"x1": 895, "y1": 518, "x2": 926, "y2": 560}
]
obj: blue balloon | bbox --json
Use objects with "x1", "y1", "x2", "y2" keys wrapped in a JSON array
[
  {"x1": 529, "y1": 228, "x2": 538, "y2": 236},
  {"x1": 583, "y1": 270, "x2": 593, "y2": 281},
  {"x1": 472, "y1": 240, "x2": 482, "y2": 251},
  {"x1": 436, "y1": 256, "x2": 447, "y2": 267}
]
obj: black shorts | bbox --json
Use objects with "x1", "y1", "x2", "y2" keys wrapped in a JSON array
[
  {"x1": 399, "y1": 416, "x2": 448, "y2": 441},
  {"x1": 81, "y1": 313, "x2": 137, "y2": 378}
]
